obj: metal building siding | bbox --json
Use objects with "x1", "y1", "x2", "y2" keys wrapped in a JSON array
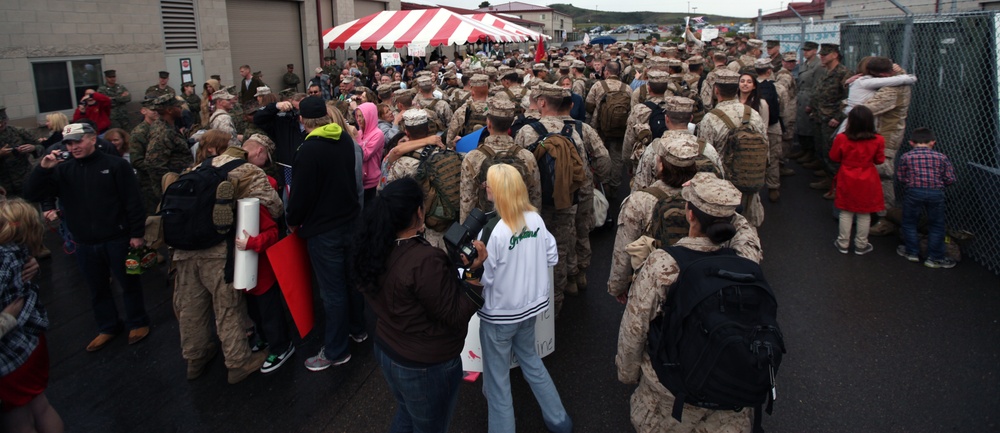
[{"x1": 226, "y1": 0, "x2": 304, "y2": 92}]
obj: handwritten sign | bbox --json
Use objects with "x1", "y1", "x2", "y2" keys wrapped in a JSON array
[
  {"x1": 407, "y1": 45, "x2": 425, "y2": 57},
  {"x1": 701, "y1": 28, "x2": 719, "y2": 41},
  {"x1": 381, "y1": 52, "x2": 401, "y2": 67}
]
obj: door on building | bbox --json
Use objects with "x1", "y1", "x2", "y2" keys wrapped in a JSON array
[{"x1": 226, "y1": 0, "x2": 305, "y2": 94}]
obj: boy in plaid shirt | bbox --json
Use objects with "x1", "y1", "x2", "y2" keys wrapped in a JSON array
[{"x1": 895, "y1": 127, "x2": 957, "y2": 268}]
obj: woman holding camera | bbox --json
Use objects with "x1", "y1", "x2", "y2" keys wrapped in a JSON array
[
  {"x1": 478, "y1": 164, "x2": 572, "y2": 433},
  {"x1": 353, "y1": 177, "x2": 487, "y2": 433}
]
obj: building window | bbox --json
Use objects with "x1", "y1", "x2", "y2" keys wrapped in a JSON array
[
  {"x1": 32, "y1": 59, "x2": 103, "y2": 113},
  {"x1": 560, "y1": 19, "x2": 564, "y2": 29},
  {"x1": 161, "y1": 0, "x2": 200, "y2": 51},
  {"x1": 540, "y1": 14, "x2": 545, "y2": 20}
]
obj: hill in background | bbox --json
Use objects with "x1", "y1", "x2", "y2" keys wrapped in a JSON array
[{"x1": 548, "y1": 3, "x2": 744, "y2": 28}]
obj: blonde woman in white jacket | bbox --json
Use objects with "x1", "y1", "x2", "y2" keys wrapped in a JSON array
[{"x1": 478, "y1": 164, "x2": 572, "y2": 433}]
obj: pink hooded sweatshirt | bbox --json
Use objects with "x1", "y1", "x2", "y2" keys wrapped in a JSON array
[{"x1": 356, "y1": 102, "x2": 385, "y2": 190}]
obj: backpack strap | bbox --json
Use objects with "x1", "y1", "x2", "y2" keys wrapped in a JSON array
[
  {"x1": 525, "y1": 121, "x2": 548, "y2": 152},
  {"x1": 600, "y1": 80, "x2": 610, "y2": 101},
  {"x1": 478, "y1": 214, "x2": 502, "y2": 246},
  {"x1": 710, "y1": 108, "x2": 738, "y2": 131},
  {"x1": 640, "y1": 187, "x2": 668, "y2": 202},
  {"x1": 741, "y1": 105, "x2": 752, "y2": 125},
  {"x1": 478, "y1": 145, "x2": 496, "y2": 158}
]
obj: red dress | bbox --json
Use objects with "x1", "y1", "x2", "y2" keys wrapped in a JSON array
[{"x1": 830, "y1": 133, "x2": 886, "y2": 213}]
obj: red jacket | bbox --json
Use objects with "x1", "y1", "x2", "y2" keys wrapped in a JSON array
[
  {"x1": 244, "y1": 204, "x2": 279, "y2": 295},
  {"x1": 72, "y1": 92, "x2": 112, "y2": 133},
  {"x1": 830, "y1": 133, "x2": 886, "y2": 213}
]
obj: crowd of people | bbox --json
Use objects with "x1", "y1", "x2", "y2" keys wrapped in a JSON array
[{"x1": 0, "y1": 24, "x2": 960, "y2": 433}]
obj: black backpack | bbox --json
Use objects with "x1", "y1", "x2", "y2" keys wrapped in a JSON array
[
  {"x1": 757, "y1": 80, "x2": 781, "y2": 126},
  {"x1": 526, "y1": 120, "x2": 583, "y2": 208},
  {"x1": 159, "y1": 158, "x2": 246, "y2": 250},
  {"x1": 645, "y1": 101, "x2": 668, "y2": 142},
  {"x1": 648, "y1": 246, "x2": 785, "y2": 433}
]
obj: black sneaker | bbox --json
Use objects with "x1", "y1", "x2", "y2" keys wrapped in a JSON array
[
  {"x1": 260, "y1": 344, "x2": 295, "y2": 373},
  {"x1": 251, "y1": 338, "x2": 269, "y2": 353}
]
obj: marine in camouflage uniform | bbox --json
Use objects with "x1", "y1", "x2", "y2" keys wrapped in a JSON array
[
  {"x1": 622, "y1": 71, "x2": 671, "y2": 173},
  {"x1": 130, "y1": 100, "x2": 160, "y2": 214},
  {"x1": 282, "y1": 64, "x2": 301, "y2": 92},
  {"x1": 146, "y1": 95, "x2": 194, "y2": 197},
  {"x1": 207, "y1": 90, "x2": 241, "y2": 147},
  {"x1": 414, "y1": 77, "x2": 454, "y2": 129},
  {"x1": 608, "y1": 136, "x2": 702, "y2": 299},
  {"x1": 585, "y1": 69, "x2": 632, "y2": 202},
  {"x1": 516, "y1": 83, "x2": 612, "y2": 299},
  {"x1": 862, "y1": 69, "x2": 913, "y2": 233},
  {"x1": 97, "y1": 70, "x2": 132, "y2": 130},
  {"x1": 616, "y1": 174, "x2": 761, "y2": 433},
  {"x1": 461, "y1": 124, "x2": 541, "y2": 221},
  {"x1": 0, "y1": 108, "x2": 42, "y2": 197},
  {"x1": 146, "y1": 71, "x2": 177, "y2": 99},
  {"x1": 809, "y1": 44, "x2": 850, "y2": 178},
  {"x1": 173, "y1": 145, "x2": 281, "y2": 378},
  {"x1": 776, "y1": 52, "x2": 798, "y2": 160},
  {"x1": 633, "y1": 131, "x2": 723, "y2": 193},
  {"x1": 794, "y1": 43, "x2": 824, "y2": 163},
  {"x1": 697, "y1": 71, "x2": 767, "y2": 227},
  {"x1": 446, "y1": 74, "x2": 491, "y2": 147}
]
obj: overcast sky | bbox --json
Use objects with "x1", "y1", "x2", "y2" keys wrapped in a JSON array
[{"x1": 416, "y1": 0, "x2": 789, "y2": 18}]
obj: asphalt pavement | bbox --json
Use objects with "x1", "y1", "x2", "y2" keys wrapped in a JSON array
[{"x1": 36, "y1": 161, "x2": 1000, "y2": 432}]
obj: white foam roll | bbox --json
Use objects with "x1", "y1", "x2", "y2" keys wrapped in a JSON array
[{"x1": 233, "y1": 197, "x2": 260, "y2": 290}]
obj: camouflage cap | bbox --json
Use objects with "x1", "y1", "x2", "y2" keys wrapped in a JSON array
[
  {"x1": 533, "y1": 82, "x2": 565, "y2": 98},
  {"x1": 469, "y1": 74, "x2": 489, "y2": 87},
  {"x1": 665, "y1": 58, "x2": 682, "y2": 68},
  {"x1": 571, "y1": 60, "x2": 586, "y2": 69},
  {"x1": 646, "y1": 56, "x2": 668, "y2": 68},
  {"x1": 141, "y1": 94, "x2": 158, "y2": 109},
  {"x1": 558, "y1": 60, "x2": 572, "y2": 69},
  {"x1": 340, "y1": 77, "x2": 354, "y2": 85},
  {"x1": 415, "y1": 76, "x2": 433, "y2": 87},
  {"x1": 246, "y1": 133, "x2": 275, "y2": 156},
  {"x1": 392, "y1": 88, "x2": 417, "y2": 99},
  {"x1": 664, "y1": 96, "x2": 696, "y2": 113},
  {"x1": 634, "y1": 50, "x2": 648, "y2": 60},
  {"x1": 402, "y1": 109, "x2": 429, "y2": 126},
  {"x1": 782, "y1": 52, "x2": 798, "y2": 62},
  {"x1": 663, "y1": 46, "x2": 679, "y2": 54},
  {"x1": 484, "y1": 66, "x2": 498, "y2": 78},
  {"x1": 427, "y1": 61, "x2": 439, "y2": 68},
  {"x1": 415, "y1": 70, "x2": 433, "y2": 78},
  {"x1": 646, "y1": 70, "x2": 670, "y2": 84},
  {"x1": 747, "y1": 39, "x2": 764, "y2": 49},
  {"x1": 658, "y1": 134, "x2": 701, "y2": 167},
  {"x1": 442, "y1": 70, "x2": 457, "y2": 80},
  {"x1": 753, "y1": 58, "x2": 773, "y2": 70},
  {"x1": 254, "y1": 86, "x2": 271, "y2": 97},
  {"x1": 600, "y1": 53, "x2": 611, "y2": 61},
  {"x1": 376, "y1": 83, "x2": 393, "y2": 95},
  {"x1": 212, "y1": 89, "x2": 236, "y2": 100},
  {"x1": 714, "y1": 69, "x2": 740, "y2": 85},
  {"x1": 487, "y1": 97, "x2": 516, "y2": 118},
  {"x1": 152, "y1": 93, "x2": 181, "y2": 109},
  {"x1": 532, "y1": 63, "x2": 547, "y2": 72},
  {"x1": 686, "y1": 55, "x2": 705, "y2": 66},
  {"x1": 682, "y1": 172, "x2": 742, "y2": 218},
  {"x1": 802, "y1": 41, "x2": 819, "y2": 51}
]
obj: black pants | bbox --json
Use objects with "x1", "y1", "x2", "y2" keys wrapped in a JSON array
[
  {"x1": 797, "y1": 134, "x2": 815, "y2": 153},
  {"x1": 246, "y1": 285, "x2": 292, "y2": 351}
]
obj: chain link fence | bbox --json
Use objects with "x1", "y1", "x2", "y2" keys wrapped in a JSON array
[{"x1": 760, "y1": 11, "x2": 1000, "y2": 275}]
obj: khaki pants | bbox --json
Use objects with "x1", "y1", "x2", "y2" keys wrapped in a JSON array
[
  {"x1": 571, "y1": 194, "x2": 595, "y2": 278},
  {"x1": 174, "y1": 258, "x2": 252, "y2": 369},
  {"x1": 540, "y1": 206, "x2": 576, "y2": 316},
  {"x1": 765, "y1": 132, "x2": 783, "y2": 189}
]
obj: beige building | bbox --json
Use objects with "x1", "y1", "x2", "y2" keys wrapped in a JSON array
[
  {"x1": 761, "y1": 0, "x2": 989, "y2": 24},
  {"x1": 0, "y1": 0, "x2": 398, "y2": 126},
  {"x1": 475, "y1": 1, "x2": 573, "y2": 42}
]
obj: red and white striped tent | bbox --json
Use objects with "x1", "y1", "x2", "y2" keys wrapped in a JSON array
[
  {"x1": 323, "y1": 8, "x2": 532, "y2": 50},
  {"x1": 465, "y1": 13, "x2": 550, "y2": 41}
]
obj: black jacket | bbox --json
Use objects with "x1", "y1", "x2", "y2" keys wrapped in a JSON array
[
  {"x1": 24, "y1": 150, "x2": 145, "y2": 244},
  {"x1": 253, "y1": 103, "x2": 306, "y2": 167},
  {"x1": 285, "y1": 125, "x2": 361, "y2": 238}
]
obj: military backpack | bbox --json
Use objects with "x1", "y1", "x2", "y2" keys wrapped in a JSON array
[
  {"x1": 710, "y1": 106, "x2": 768, "y2": 194},
  {"x1": 598, "y1": 80, "x2": 632, "y2": 139},
  {"x1": 414, "y1": 147, "x2": 463, "y2": 232},
  {"x1": 461, "y1": 102, "x2": 489, "y2": 137},
  {"x1": 476, "y1": 146, "x2": 532, "y2": 213},
  {"x1": 640, "y1": 187, "x2": 688, "y2": 248},
  {"x1": 159, "y1": 157, "x2": 246, "y2": 250},
  {"x1": 526, "y1": 121, "x2": 585, "y2": 209}
]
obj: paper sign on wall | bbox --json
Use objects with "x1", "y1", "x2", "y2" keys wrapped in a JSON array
[{"x1": 381, "y1": 52, "x2": 401, "y2": 67}]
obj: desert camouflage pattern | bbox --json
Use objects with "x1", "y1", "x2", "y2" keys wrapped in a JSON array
[{"x1": 459, "y1": 134, "x2": 541, "y2": 222}]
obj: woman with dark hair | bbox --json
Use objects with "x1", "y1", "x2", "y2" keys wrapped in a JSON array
[
  {"x1": 829, "y1": 105, "x2": 885, "y2": 255},
  {"x1": 353, "y1": 177, "x2": 487, "y2": 433},
  {"x1": 103, "y1": 128, "x2": 130, "y2": 160},
  {"x1": 608, "y1": 136, "x2": 701, "y2": 304},
  {"x1": 616, "y1": 172, "x2": 762, "y2": 433},
  {"x1": 738, "y1": 72, "x2": 768, "y2": 123}
]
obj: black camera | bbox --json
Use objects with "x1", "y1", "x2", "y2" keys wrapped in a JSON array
[
  {"x1": 444, "y1": 208, "x2": 494, "y2": 264},
  {"x1": 57, "y1": 150, "x2": 71, "y2": 160}
]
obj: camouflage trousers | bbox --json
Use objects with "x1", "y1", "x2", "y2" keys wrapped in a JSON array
[
  {"x1": 540, "y1": 206, "x2": 576, "y2": 317},
  {"x1": 136, "y1": 169, "x2": 160, "y2": 215},
  {"x1": 110, "y1": 108, "x2": 131, "y2": 131},
  {"x1": 630, "y1": 360, "x2": 752, "y2": 433},
  {"x1": 782, "y1": 120, "x2": 796, "y2": 157},
  {"x1": 605, "y1": 137, "x2": 625, "y2": 192},
  {"x1": 765, "y1": 132, "x2": 783, "y2": 190},
  {"x1": 876, "y1": 148, "x2": 898, "y2": 211},
  {"x1": 740, "y1": 192, "x2": 764, "y2": 228},
  {"x1": 816, "y1": 122, "x2": 840, "y2": 176},
  {"x1": 173, "y1": 257, "x2": 253, "y2": 369},
  {"x1": 569, "y1": 193, "x2": 594, "y2": 279}
]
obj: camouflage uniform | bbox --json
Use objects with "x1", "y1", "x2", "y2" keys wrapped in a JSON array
[
  {"x1": 775, "y1": 67, "x2": 797, "y2": 155},
  {"x1": 446, "y1": 99, "x2": 488, "y2": 147},
  {"x1": 173, "y1": 146, "x2": 282, "y2": 371},
  {"x1": 571, "y1": 78, "x2": 587, "y2": 100},
  {"x1": 862, "y1": 81, "x2": 911, "y2": 210},
  {"x1": 129, "y1": 121, "x2": 158, "y2": 214},
  {"x1": 809, "y1": 63, "x2": 849, "y2": 175},
  {"x1": 727, "y1": 54, "x2": 759, "y2": 73},
  {"x1": 0, "y1": 125, "x2": 41, "y2": 197},
  {"x1": 209, "y1": 109, "x2": 241, "y2": 147},
  {"x1": 761, "y1": 76, "x2": 789, "y2": 191},
  {"x1": 414, "y1": 95, "x2": 454, "y2": 130},
  {"x1": 282, "y1": 72, "x2": 301, "y2": 92},
  {"x1": 794, "y1": 56, "x2": 824, "y2": 152},
  {"x1": 381, "y1": 147, "x2": 450, "y2": 251},
  {"x1": 447, "y1": 88, "x2": 471, "y2": 112},
  {"x1": 616, "y1": 231, "x2": 761, "y2": 433},
  {"x1": 98, "y1": 83, "x2": 132, "y2": 130},
  {"x1": 145, "y1": 84, "x2": 176, "y2": 99},
  {"x1": 459, "y1": 134, "x2": 541, "y2": 222},
  {"x1": 607, "y1": 181, "x2": 680, "y2": 297},
  {"x1": 622, "y1": 95, "x2": 667, "y2": 171},
  {"x1": 146, "y1": 119, "x2": 193, "y2": 197},
  {"x1": 697, "y1": 99, "x2": 767, "y2": 227},
  {"x1": 585, "y1": 77, "x2": 632, "y2": 198},
  {"x1": 632, "y1": 131, "x2": 724, "y2": 192},
  {"x1": 699, "y1": 68, "x2": 722, "y2": 110}
]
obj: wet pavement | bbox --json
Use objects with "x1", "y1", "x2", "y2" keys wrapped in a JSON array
[{"x1": 35, "y1": 162, "x2": 1000, "y2": 433}]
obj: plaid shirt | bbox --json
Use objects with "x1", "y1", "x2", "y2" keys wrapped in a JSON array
[
  {"x1": 0, "y1": 244, "x2": 48, "y2": 376},
  {"x1": 897, "y1": 147, "x2": 956, "y2": 190}
]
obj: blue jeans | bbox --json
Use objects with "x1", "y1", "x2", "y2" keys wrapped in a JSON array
[
  {"x1": 73, "y1": 237, "x2": 149, "y2": 334},
  {"x1": 374, "y1": 344, "x2": 462, "y2": 433},
  {"x1": 306, "y1": 224, "x2": 365, "y2": 360},
  {"x1": 902, "y1": 188, "x2": 947, "y2": 260},
  {"x1": 480, "y1": 317, "x2": 572, "y2": 433}
]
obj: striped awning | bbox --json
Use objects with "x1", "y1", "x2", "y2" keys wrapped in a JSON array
[
  {"x1": 323, "y1": 9, "x2": 531, "y2": 50},
  {"x1": 465, "y1": 13, "x2": 551, "y2": 40}
]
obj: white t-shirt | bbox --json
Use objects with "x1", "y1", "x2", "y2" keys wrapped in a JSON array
[{"x1": 478, "y1": 211, "x2": 558, "y2": 324}]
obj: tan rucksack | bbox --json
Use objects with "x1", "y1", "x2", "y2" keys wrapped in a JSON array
[{"x1": 710, "y1": 106, "x2": 768, "y2": 194}]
